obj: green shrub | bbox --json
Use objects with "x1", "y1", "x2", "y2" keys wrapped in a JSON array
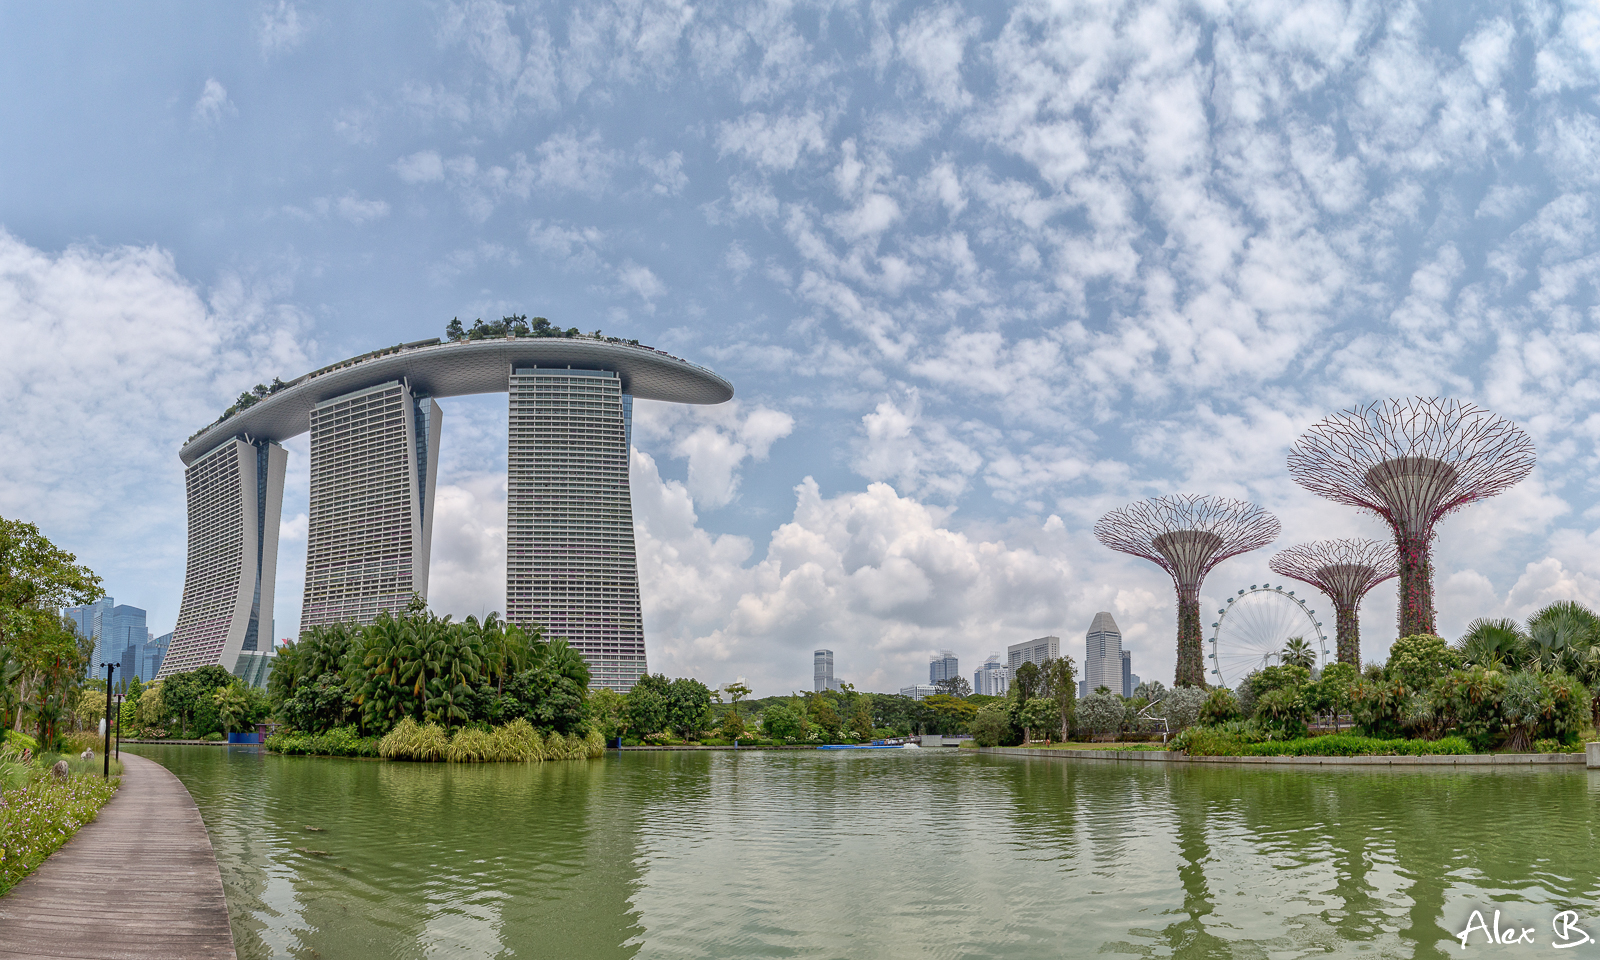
[
  {"x1": 487, "y1": 718, "x2": 544, "y2": 761},
  {"x1": 1198, "y1": 688, "x2": 1241, "y2": 725},
  {"x1": 1351, "y1": 676, "x2": 1410, "y2": 738},
  {"x1": 1433, "y1": 666, "x2": 1507, "y2": 750},
  {"x1": 447, "y1": 727, "x2": 494, "y2": 762},
  {"x1": 1253, "y1": 686, "x2": 1310, "y2": 738},
  {"x1": 1538, "y1": 670, "x2": 1590, "y2": 745},
  {"x1": 378, "y1": 718, "x2": 449, "y2": 761},
  {"x1": 264, "y1": 725, "x2": 381, "y2": 758},
  {"x1": 1385, "y1": 635, "x2": 1462, "y2": 691},
  {"x1": 1534, "y1": 738, "x2": 1584, "y2": 754},
  {"x1": 1170, "y1": 720, "x2": 1273, "y2": 755},
  {"x1": 1175, "y1": 731, "x2": 1471, "y2": 757},
  {"x1": 1233, "y1": 735, "x2": 1471, "y2": 757},
  {"x1": 203, "y1": 732, "x2": 225, "y2": 742}
]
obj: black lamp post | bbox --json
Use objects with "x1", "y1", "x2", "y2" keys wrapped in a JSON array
[
  {"x1": 102, "y1": 663, "x2": 116, "y2": 779},
  {"x1": 114, "y1": 693, "x2": 124, "y2": 760}
]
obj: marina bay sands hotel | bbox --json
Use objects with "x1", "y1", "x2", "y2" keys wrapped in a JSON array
[{"x1": 156, "y1": 335, "x2": 733, "y2": 691}]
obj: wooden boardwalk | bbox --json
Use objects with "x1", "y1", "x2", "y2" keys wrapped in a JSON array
[{"x1": 0, "y1": 753, "x2": 236, "y2": 959}]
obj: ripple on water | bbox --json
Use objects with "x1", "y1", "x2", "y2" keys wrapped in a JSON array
[{"x1": 127, "y1": 746, "x2": 1600, "y2": 959}]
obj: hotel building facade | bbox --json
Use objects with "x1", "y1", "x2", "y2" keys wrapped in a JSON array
[{"x1": 161, "y1": 337, "x2": 732, "y2": 691}]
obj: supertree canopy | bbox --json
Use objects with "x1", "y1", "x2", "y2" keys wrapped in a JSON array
[
  {"x1": 1286, "y1": 398, "x2": 1535, "y2": 639},
  {"x1": 1095, "y1": 495, "x2": 1280, "y2": 687},
  {"x1": 1269, "y1": 539, "x2": 1399, "y2": 668}
]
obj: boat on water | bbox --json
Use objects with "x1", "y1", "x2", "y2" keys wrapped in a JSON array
[{"x1": 817, "y1": 739, "x2": 920, "y2": 750}]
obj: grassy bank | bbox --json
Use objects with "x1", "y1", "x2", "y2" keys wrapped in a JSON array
[{"x1": 1, "y1": 765, "x2": 119, "y2": 896}]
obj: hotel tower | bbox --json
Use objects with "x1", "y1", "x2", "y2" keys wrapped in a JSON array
[{"x1": 161, "y1": 336, "x2": 731, "y2": 691}]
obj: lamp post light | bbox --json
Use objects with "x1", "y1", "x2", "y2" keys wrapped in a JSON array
[{"x1": 102, "y1": 663, "x2": 116, "y2": 779}]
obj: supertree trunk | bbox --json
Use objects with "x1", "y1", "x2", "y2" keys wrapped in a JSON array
[
  {"x1": 1176, "y1": 588, "x2": 1207, "y2": 688},
  {"x1": 1396, "y1": 534, "x2": 1435, "y2": 637},
  {"x1": 1335, "y1": 602, "x2": 1360, "y2": 668}
]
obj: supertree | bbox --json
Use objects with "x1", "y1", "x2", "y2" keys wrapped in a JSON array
[
  {"x1": 1286, "y1": 398, "x2": 1535, "y2": 639},
  {"x1": 1095, "y1": 495, "x2": 1280, "y2": 688},
  {"x1": 1269, "y1": 539, "x2": 1399, "y2": 668}
]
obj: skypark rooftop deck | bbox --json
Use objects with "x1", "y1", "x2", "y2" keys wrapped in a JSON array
[{"x1": 180, "y1": 336, "x2": 733, "y2": 465}]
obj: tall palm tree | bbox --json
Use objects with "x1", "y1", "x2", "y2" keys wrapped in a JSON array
[{"x1": 1281, "y1": 636, "x2": 1316, "y2": 670}]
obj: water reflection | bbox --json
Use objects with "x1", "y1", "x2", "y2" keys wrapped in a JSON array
[{"x1": 132, "y1": 746, "x2": 1600, "y2": 959}]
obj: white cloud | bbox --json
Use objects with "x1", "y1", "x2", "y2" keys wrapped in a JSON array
[
  {"x1": 634, "y1": 459, "x2": 1087, "y2": 693},
  {"x1": 534, "y1": 130, "x2": 618, "y2": 195},
  {"x1": 395, "y1": 150, "x2": 446, "y2": 184},
  {"x1": 192, "y1": 79, "x2": 236, "y2": 126},
  {"x1": 0, "y1": 230, "x2": 308, "y2": 626},
  {"x1": 632, "y1": 399, "x2": 796, "y2": 509},
  {"x1": 618, "y1": 261, "x2": 665, "y2": 302},
  {"x1": 334, "y1": 194, "x2": 390, "y2": 224},
  {"x1": 258, "y1": 1, "x2": 310, "y2": 57},
  {"x1": 716, "y1": 110, "x2": 829, "y2": 171}
]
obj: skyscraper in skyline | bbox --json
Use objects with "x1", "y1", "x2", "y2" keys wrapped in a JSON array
[
  {"x1": 1007, "y1": 636, "x2": 1060, "y2": 673},
  {"x1": 507, "y1": 367, "x2": 645, "y2": 692},
  {"x1": 814, "y1": 649, "x2": 839, "y2": 692},
  {"x1": 300, "y1": 382, "x2": 441, "y2": 630},
  {"x1": 974, "y1": 655, "x2": 1009, "y2": 696},
  {"x1": 1084, "y1": 612, "x2": 1123, "y2": 694},
  {"x1": 162, "y1": 436, "x2": 286, "y2": 679},
  {"x1": 65, "y1": 597, "x2": 149, "y2": 681},
  {"x1": 929, "y1": 650, "x2": 960, "y2": 685}
]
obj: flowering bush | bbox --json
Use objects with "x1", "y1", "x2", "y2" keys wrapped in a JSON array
[{"x1": 1, "y1": 772, "x2": 118, "y2": 895}]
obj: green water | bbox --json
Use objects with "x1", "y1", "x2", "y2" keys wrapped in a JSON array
[{"x1": 128, "y1": 745, "x2": 1600, "y2": 959}]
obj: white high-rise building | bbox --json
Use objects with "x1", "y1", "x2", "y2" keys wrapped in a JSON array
[
  {"x1": 301, "y1": 382, "x2": 442, "y2": 630},
  {"x1": 814, "y1": 649, "x2": 841, "y2": 692},
  {"x1": 974, "y1": 655, "x2": 1009, "y2": 696},
  {"x1": 507, "y1": 367, "x2": 645, "y2": 692},
  {"x1": 161, "y1": 438, "x2": 285, "y2": 678},
  {"x1": 1007, "y1": 635, "x2": 1060, "y2": 673},
  {"x1": 1084, "y1": 612, "x2": 1123, "y2": 695}
]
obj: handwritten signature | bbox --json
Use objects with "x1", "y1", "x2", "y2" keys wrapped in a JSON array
[{"x1": 1454, "y1": 910, "x2": 1595, "y2": 949}]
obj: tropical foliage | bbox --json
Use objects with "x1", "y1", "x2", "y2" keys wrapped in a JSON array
[
  {"x1": 1, "y1": 518, "x2": 102, "y2": 750},
  {"x1": 267, "y1": 604, "x2": 591, "y2": 742},
  {"x1": 1171, "y1": 603, "x2": 1600, "y2": 756}
]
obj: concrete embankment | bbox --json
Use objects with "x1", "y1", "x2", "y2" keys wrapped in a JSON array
[{"x1": 978, "y1": 746, "x2": 1592, "y2": 767}]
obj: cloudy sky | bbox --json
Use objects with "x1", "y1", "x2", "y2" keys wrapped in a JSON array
[{"x1": 4, "y1": 0, "x2": 1600, "y2": 696}]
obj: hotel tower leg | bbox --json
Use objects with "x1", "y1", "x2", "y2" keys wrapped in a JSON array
[
  {"x1": 160, "y1": 438, "x2": 286, "y2": 679},
  {"x1": 506, "y1": 366, "x2": 646, "y2": 692},
  {"x1": 300, "y1": 381, "x2": 442, "y2": 630}
]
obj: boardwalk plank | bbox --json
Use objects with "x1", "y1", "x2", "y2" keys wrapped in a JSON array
[{"x1": 0, "y1": 753, "x2": 237, "y2": 960}]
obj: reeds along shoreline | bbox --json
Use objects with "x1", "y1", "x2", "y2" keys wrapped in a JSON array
[{"x1": 378, "y1": 717, "x2": 606, "y2": 762}]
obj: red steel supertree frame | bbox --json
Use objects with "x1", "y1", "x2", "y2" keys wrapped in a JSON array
[
  {"x1": 1269, "y1": 539, "x2": 1399, "y2": 668},
  {"x1": 1095, "y1": 495, "x2": 1280, "y2": 688},
  {"x1": 1286, "y1": 398, "x2": 1535, "y2": 639}
]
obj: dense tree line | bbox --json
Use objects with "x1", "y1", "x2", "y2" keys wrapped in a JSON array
[{"x1": 268, "y1": 601, "x2": 592, "y2": 738}]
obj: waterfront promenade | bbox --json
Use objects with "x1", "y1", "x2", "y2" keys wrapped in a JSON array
[{"x1": 0, "y1": 753, "x2": 236, "y2": 959}]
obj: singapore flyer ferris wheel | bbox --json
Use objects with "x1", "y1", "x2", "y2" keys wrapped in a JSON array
[{"x1": 1207, "y1": 583, "x2": 1329, "y2": 689}]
